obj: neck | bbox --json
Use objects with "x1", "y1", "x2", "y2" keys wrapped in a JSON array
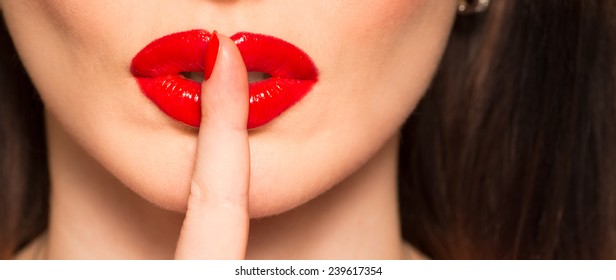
[{"x1": 44, "y1": 114, "x2": 407, "y2": 259}]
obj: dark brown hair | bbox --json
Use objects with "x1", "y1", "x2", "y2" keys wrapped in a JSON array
[
  {"x1": 0, "y1": 15, "x2": 49, "y2": 259},
  {"x1": 399, "y1": 0, "x2": 616, "y2": 259},
  {"x1": 2, "y1": 1, "x2": 615, "y2": 259}
]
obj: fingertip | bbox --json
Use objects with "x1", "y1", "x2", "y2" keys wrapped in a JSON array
[
  {"x1": 200, "y1": 32, "x2": 249, "y2": 131},
  {"x1": 204, "y1": 31, "x2": 220, "y2": 80}
]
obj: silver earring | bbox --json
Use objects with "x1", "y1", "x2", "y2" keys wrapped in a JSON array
[{"x1": 458, "y1": 0, "x2": 490, "y2": 15}]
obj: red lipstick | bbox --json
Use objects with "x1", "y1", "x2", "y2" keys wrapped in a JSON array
[{"x1": 131, "y1": 30, "x2": 318, "y2": 129}]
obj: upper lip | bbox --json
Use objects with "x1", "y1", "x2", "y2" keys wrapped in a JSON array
[{"x1": 131, "y1": 30, "x2": 318, "y2": 81}]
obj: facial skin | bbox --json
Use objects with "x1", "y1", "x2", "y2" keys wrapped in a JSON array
[{"x1": 2, "y1": 0, "x2": 456, "y2": 235}]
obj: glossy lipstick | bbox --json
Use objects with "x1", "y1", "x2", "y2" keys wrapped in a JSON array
[{"x1": 131, "y1": 30, "x2": 318, "y2": 129}]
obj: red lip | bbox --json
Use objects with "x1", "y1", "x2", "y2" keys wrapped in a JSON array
[{"x1": 131, "y1": 30, "x2": 318, "y2": 129}]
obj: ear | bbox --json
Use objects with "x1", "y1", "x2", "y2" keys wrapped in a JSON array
[{"x1": 458, "y1": 0, "x2": 490, "y2": 15}]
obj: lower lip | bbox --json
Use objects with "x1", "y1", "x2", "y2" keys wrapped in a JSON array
[{"x1": 131, "y1": 30, "x2": 318, "y2": 129}]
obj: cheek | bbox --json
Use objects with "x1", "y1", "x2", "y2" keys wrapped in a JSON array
[
  {"x1": 314, "y1": 0, "x2": 455, "y2": 118},
  {"x1": 314, "y1": 0, "x2": 438, "y2": 87},
  {"x1": 4, "y1": 1, "x2": 134, "y2": 84},
  {"x1": 308, "y1": 0, "x2": 425, "y2": 49},
  {"x1": 36, "y1": 0, "x2": 133, "y2": 45},
  {"x1": 335, "y1": 0, "x2": 423, "y2": 37},
  {"x1": 29, "y1": 0, "x2": 165, "y2": 72}
]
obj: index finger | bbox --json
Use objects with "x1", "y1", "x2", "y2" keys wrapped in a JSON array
[{"x1": 174, "y1": 32, "x2": 250, "y2": 260}]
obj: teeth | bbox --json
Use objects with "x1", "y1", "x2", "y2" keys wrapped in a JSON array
[
  {"x1": 181, "y1": 71, "x2": 272, "y2": 84},
  {"x1": 181, "y1": 72, "x2": 205, "y2": 83},
  {"x1": 248, "y1": 72, "x2": 272, "y2": 83}
]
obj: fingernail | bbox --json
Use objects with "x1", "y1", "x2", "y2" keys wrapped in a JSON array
[{"x1": 204, "y1": 31, "x2": 220, "y2": 80}]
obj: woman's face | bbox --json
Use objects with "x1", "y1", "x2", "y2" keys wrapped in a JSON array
[{"x1": 1, "y1": 0, "x2": 457, "y2": 217}]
